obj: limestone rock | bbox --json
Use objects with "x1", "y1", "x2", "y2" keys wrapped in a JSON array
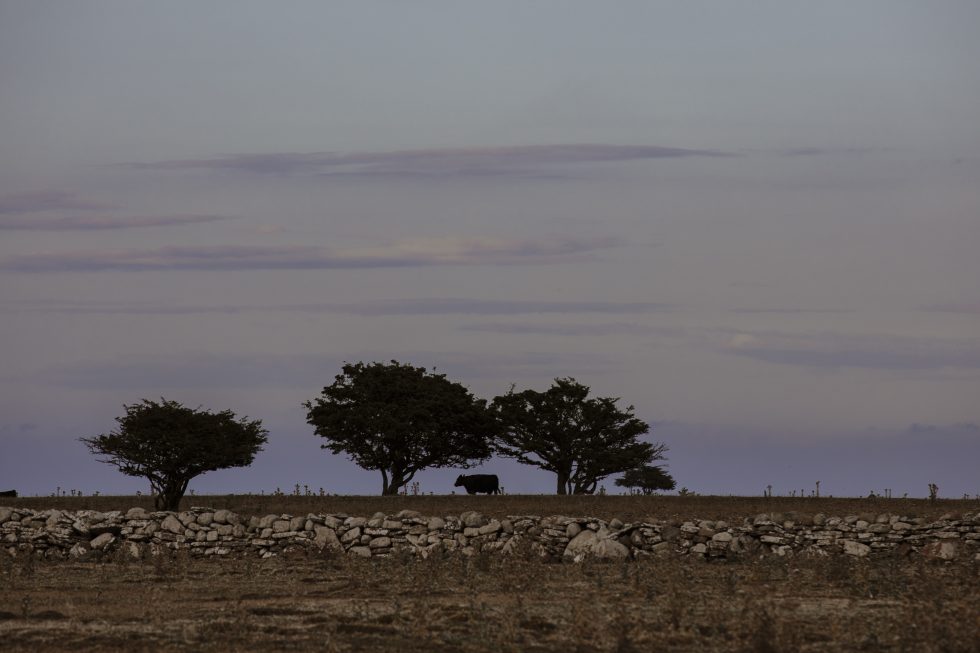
[
  {"x1": 427, "y1": 517, "x2": 445, "y2": 531},
  {"x1": 219, "y1": 510, "x2": 240, "y2": 525},
  {"x1": 843, "y1": 540, "x2": 870, "y2": 557},
  {"x1": 564, "y1": 529, "x2": 598, "y2": 560},
  {"x1": 125, "y1": 508, "x2": 148, "y2": 520},
  {"x1": 314, "y1": 526, "x2": 341, "y2": 550},
  {"x1": 594, "y1": 538, "x2": 629, "y2": 559},
  {"x1": 161, "y1": 515, "x2": 184, "y2": 534},
  {"x1": 461, "y1": 512, "x2": 484, "y2": 528},
  {"x1": 341, "y1": 527, "x2": 361, "y2": 544},
  {"x1": 89, "y1": 533, "x2": 115, "y2": 551},
  {"x1": 921, "y1": 541, "x2": 958, "y2": 560},
  {"x1": 479, "y1": 521, "x2": 501, "y2": 536}
]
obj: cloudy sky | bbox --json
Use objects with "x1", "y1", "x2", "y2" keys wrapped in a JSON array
[{"x1": 1, "y1": 2, "x2": 978, "y2": 499}]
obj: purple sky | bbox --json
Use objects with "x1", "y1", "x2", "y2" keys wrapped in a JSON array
[{"x1": 1, "y1": 2, "x2": 978, "y2": 499}]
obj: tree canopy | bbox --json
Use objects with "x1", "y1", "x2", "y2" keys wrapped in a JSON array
[
  {"x1": 615, "y1": 465, "x2": 676, "y2": 494},
  {"x1": 305, "y1": 361, "x2": 497, "y2": 495},
  {"x1": 80, "y1": 398, "x2": 267, "y2": 511},
  {"x1": 491, "y1": 377, "x2": 665, "y2": 494}
]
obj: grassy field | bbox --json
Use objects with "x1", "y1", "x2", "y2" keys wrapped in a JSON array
[{"x1": 1, "y1": 496, "x2": 978, "y2": 652}]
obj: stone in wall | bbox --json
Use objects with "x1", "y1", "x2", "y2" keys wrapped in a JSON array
[{"x1": 1, "y1": 505, "x2": 977, "y2": 563}]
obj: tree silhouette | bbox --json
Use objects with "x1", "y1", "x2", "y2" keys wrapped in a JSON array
[
  {"x1": 305, "y1": 361, "x2": 496, "y2": 495},
  {"x1": 615, "y1": 465, "x2": 676, "y2": 494},
  {"x1": 81, "y1": 399, "x2": 267, "y2": 511},
  {"x1": 492, "y1": 377, "x2": 665, "y2": 494}
]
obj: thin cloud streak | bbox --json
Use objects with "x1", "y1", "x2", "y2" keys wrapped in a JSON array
[
  {"x1": 775, "y1": 146, "x2": 879, "y2": 157},
  {"x1": 459, "y1": 322, "x2": 682, "y2": 337},
  {"x1": 0, "y1": 236, "x2": 620, "y2": 273},
  {"x1": 730, "y1": 307, "x2": 853, "y2": 315},
  {"x1": 721, "y1": 330, "x2": 980, "y2": 371},
  {"x1": 0, "y1": 214, "x2": 229, "y2": 231},
  {"x1": 4, "y1": 298, "x2": 673, "y2": 317},
  {"x1": 37, "y1": 350, "x2": 615, "y2": 390},
  {"x1": 0, "y1": 191, "x2": 117, "y2": 215},
  {"x1": 920, "y1": 303, "x2": 980, "y2": 315},
  {"x1": 129, "y1": 144, "x2": 735, "y2": 178}
]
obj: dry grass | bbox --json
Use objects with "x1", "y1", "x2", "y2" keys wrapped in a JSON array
[
  {"x1": 0, "y1": 543, "x2": 977, "y2": 652},
  {"x1": 2, "y1": 496, "x2": 978, "y2": 651}
]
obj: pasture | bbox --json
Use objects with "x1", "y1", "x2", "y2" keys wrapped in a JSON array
[{"x1": 1, "y1": 495, "x2": 977, "y2": 652}]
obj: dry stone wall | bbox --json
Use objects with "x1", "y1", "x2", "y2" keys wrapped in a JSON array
[{"x1": 1, "y1": 506, "x2": 977, "y2": 562}]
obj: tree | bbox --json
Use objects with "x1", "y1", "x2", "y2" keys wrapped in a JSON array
[
  {"x1": 491, "y1": 378, "x2": 666, "y2": 495},
  {"x1": 615, "y1": 465, "x2": 676, "y2": 495},
  {"x1": 305, "y1": 361, "x2": 497, "y2": 495},
  {"x1": 81, "y1": 399, "x2": 267, "y2": 511}
]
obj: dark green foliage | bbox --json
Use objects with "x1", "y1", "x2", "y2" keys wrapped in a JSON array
[
  {"x1": 80, "y1": 399, "x2": 268, "y2": 511},
  {"x1": 305, "y1": 361, "x2": 497, "y2": 495},
  {"x1": 492, "y1": 378, "x2": 666, "y2": 495},
  {"x1": 615, "y1": 465, "x2": 676, "y2": 494}
]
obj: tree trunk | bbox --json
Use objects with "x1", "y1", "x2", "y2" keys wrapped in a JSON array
[
  {"x1": 556, "y1": 471, "x2": 569, "y2": 495},
  {"x1": 381, "y1": 468, "x2": 406, "y2": 495},
  {"x1": 155, "y1": 477, "x2": 188, "y2": 511}
]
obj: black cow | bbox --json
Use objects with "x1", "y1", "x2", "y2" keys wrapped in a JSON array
[
  {"x1": 0, "y1": 490, "x2": 17, "y2": 498},
  {"x1": 454, "y1": 474, "x2": 500, "y2": 495}
]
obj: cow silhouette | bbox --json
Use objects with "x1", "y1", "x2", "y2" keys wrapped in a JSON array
[{"x1": 454, "y1": 474, "x2": 500, "y2": 495}]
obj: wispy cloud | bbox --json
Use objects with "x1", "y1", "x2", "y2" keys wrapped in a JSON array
[
  {"x1": 342, "y1": 299, "x2": 670, "y2": 316},
  {"x1": 129, "y1": 144, "x2": 734, "y2": 179},
  {"x1": 730, "y1": 307, "x2": 853, "y2": 315},
  {"x1": 37, "y1": 350, "x2": 614, "y2": 390},
  {"x1": 0, "y1": 214, "x2": 228, "y2": 231},
  {"x1": 0, "y1": 191, "x2": 117, "y2": 215},
  {"x1": 919, "y1": 303, "x2": 980, "y2": 315},
  {"x1": 459, "y1": 322, "x2": 681, "y2": 337},
  {"x1": 720, "y1": 330, "x2": 980, "y2": 370},
  {"x1": 4, "y1": 297, "x2": 672, "y2": 317},
  {"x1": 772, "y1": 146, "x2": 879, "y2": 158},
  {"x1": 0, "y1": 236, "x2": 621, "y2": 273}
]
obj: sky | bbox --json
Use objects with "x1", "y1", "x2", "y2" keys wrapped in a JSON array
[{"x1": 1, "y1": 1, "x2": 978, "y2": 499}]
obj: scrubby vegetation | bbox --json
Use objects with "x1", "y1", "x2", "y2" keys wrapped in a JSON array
[
  {"x1": 0, "y1": 496, "x2": 977, "y2": 651},
  {"x1": 0, "y1": 534, "x2": 977, "y2": 652}
]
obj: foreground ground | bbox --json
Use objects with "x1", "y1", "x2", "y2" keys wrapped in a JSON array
[
  {"x1": 1, "y1": 547, "x2": 977, "y2": 652},
  {"x1": 1, "y1": 496, "x2": 977, "y2": 652}
]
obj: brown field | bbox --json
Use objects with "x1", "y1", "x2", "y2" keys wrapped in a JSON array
[{"x1": 1, "y1": 496, "x2": 978, "y2": 652}]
